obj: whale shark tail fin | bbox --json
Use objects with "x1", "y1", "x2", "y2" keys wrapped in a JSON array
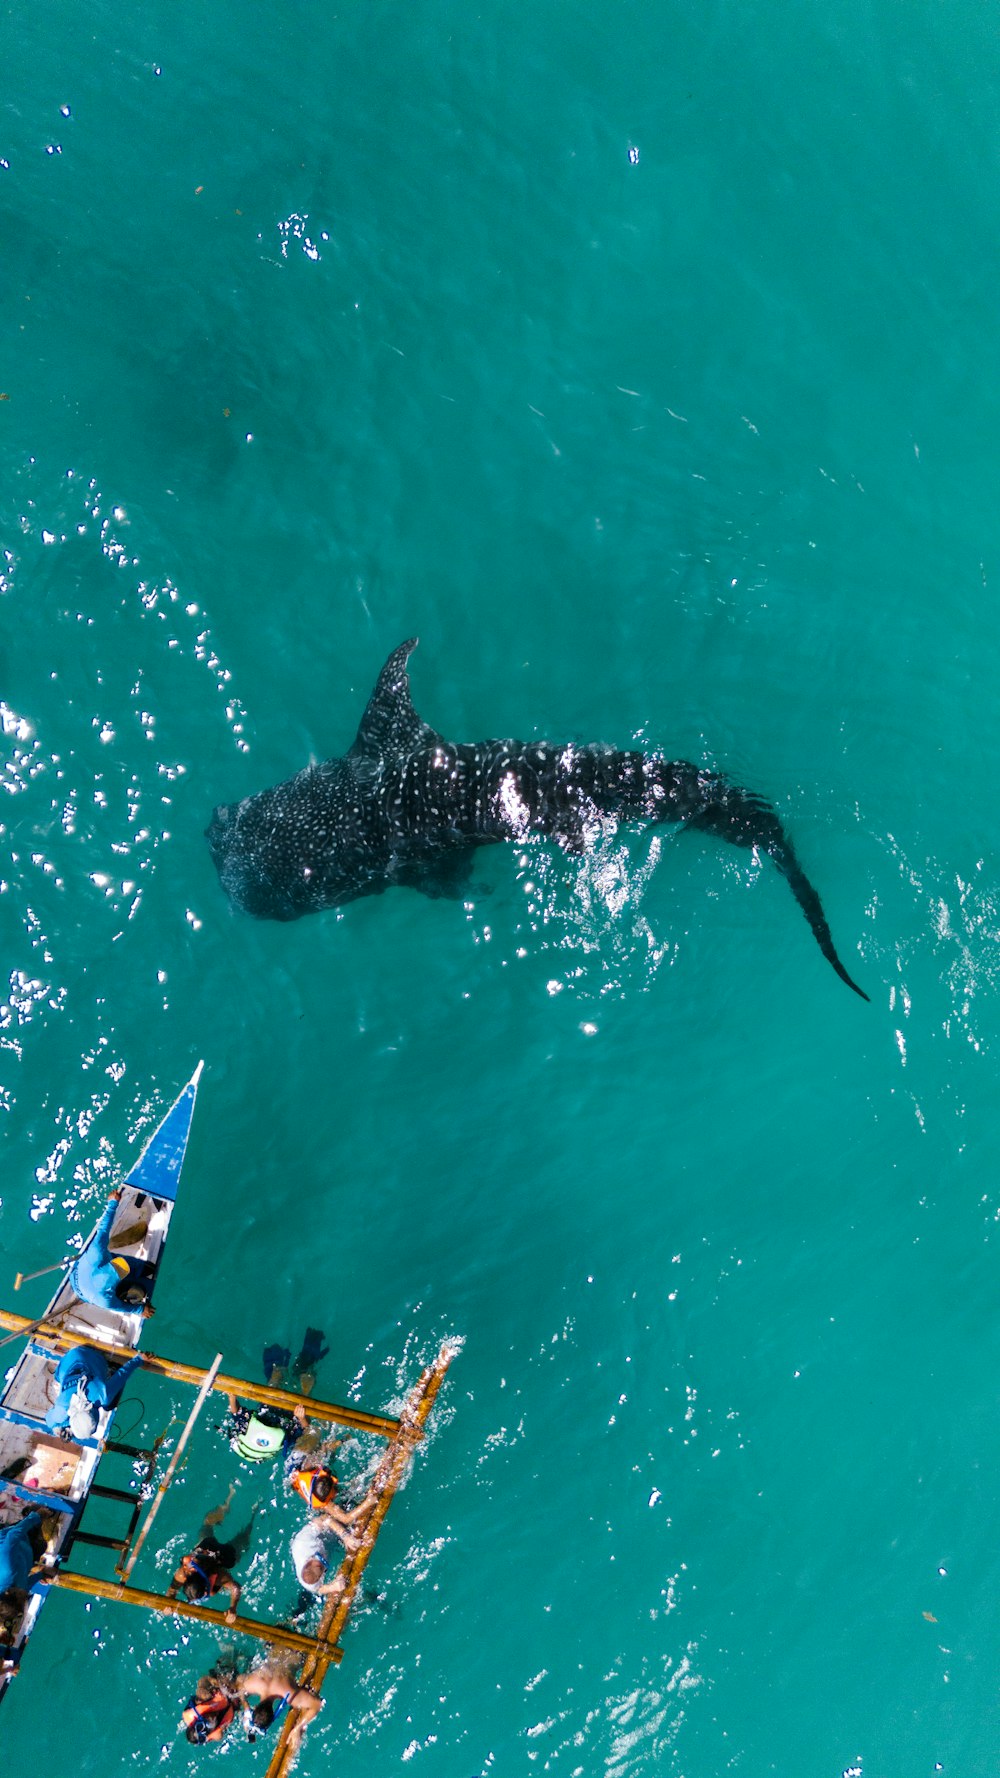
[
  {"x1": 769, "y1": 838, "x2": 870, "y2": 1001},
  {"x1": 680, "y1": 770, "x2": 870, "y2": 1001}
]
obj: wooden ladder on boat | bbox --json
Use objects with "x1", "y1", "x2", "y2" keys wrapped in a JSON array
[{"x1": 71, "y1": 1429, "x2": 170, "y2": 1557}]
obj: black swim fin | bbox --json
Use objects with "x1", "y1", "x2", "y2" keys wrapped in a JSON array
[
  {"x1": 293, "y1": 1328, "x2": 329, "y2": 1379},
  {"x1": 262, "y1": 1343, "x2": 290, "y2": 1379}
]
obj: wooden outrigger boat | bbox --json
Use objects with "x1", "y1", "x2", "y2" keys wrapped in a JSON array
[
  {"x1": 0, "y1": 1058, "x2": 458, "y2": 1764},
  {"x1": 0, "y1": 1061, "x2": 204, "y2": 1701}
]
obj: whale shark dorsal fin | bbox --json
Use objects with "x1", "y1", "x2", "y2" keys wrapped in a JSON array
[{"x1": 349, "y1": 637, "x2": 443, "y2": 763}]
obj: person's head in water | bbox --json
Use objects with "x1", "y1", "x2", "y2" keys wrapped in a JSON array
[
  {"x1": 183, "y1": 1677, "x2": 235, "y2": 1745},
  {"x1": 183, "y1": 1572, "x2": 210, "y2": 1603},
  {"x1": 185, "y1": 1712, "x2": 226, "y2": 1745},
  {"x1": 310, "y1": 1471, "x2": 335, "y2": 1504},
  {"x1": 251, "y1": 1701, "x2": 275, "y2": 1732},
  {"x1": 300, "y1": 1557, "x2": 326, "y2": 1588}
]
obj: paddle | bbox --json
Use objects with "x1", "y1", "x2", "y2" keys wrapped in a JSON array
[{"x1": 13, "y1": 1260, "x2": 71, "y2": 1293}]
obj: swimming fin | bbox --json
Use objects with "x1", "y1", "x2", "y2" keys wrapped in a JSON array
[
  {"x1": 262, "y1": 1343, "x2": 290, "y2": 1379},
  {"x1": 293, "y1": 1328, "x2": 329, "y2": 1376}
]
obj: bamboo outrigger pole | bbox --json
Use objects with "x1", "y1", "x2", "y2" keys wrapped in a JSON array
[
  {"x1": 264, "y1": 1340, "x2": 459, "y2": 1778},
  {"x1": 116, "y1": 1353, "x2": 223, "y2": 1583},
  {"x1": 0, "y1": 1308, "x2": 400, "y2": 1439},
  {"x1": 47, "y1": 1570, "x2": 341, "y2": 1660},
  {"x1": 0, "y1": 1303, "x2": 73, "y2": 1353}
]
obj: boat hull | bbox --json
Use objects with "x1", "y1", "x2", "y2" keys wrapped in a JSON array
[{"x1": 0, "y1": 1063, "x2": 203, "y2": 1699}]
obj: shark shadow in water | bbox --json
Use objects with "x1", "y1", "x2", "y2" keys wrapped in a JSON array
[{"x1": 205, "y1": 639, "x2": 869, "y2": 999}]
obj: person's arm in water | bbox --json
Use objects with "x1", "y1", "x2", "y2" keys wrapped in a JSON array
[
  {"x1": 312, "y1": 1570, "x2": 347, "y2": 1598},
  {"x1": 165, "y1": 1556, "x2": 188, "y2": 1600},
  {"x1": 285, "y1": 1402, "x2": 322, "y2": 1466},
  {"x1": 222, "y1": 1395, "x2": 248, "y2": 1441},
  {"x1": 317, "y1": 1431, "x2": 346, "y2": 1457},
  {"x1": 317, "y1": 1503, "x2": 362, "y2": 1547},
  {"x1": 217, "y1": 1569, "x2": 241, "y2": 1624},
  {"x1": 321, "y1": 1489, "x2": 377, "y2": 1537},
  {"x1": 340, "y1": 1486, "x2": 378, "y2": 1524},
  {"x1": 286, "y1": 1686, "x2": 324, "y2": 1753}
]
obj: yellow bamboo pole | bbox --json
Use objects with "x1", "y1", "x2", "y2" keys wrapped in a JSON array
[
  {"x1": 0, "y1": 1307, "x2": 400, "y2": 1438},
  {"x1": 0, "y1": 1303, "x2": 73, "y2": 1353},
  {"x1": 47, "y1": 1569, "x2": 342, "y2": 1659},
  {"x1": 116, "y1": 1353, "x2": 223, "y2": 1582},
  {"x1": 264, "y1": 1340, "x2": 458, "y2": 1778}
]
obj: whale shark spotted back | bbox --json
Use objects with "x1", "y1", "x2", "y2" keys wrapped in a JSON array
[{"x1": 205, "y1": 638, "x2": 869, "y2": 999}]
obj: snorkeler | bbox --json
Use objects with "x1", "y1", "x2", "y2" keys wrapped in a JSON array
[
  {"x1": 180, "y1": 1673, "x2": 238, "y2": 1745},
  {"x1": 165, "y1": 1488, "x2": 254, "y2": 1625},
  {"x1": 238, "y1": 1660, "x2": 325, "y2": 1754},
  {"x1": 222, "y1": 1330, "x2": 328, "y2": 1462}
]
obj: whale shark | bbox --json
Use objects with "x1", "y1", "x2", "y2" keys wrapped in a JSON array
[{"x1": 205, "y1": 638, "x2": 869, "y2": 999}]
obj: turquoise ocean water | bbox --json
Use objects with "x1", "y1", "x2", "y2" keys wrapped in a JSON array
[{"x1": 2, "y1": 4, "x2": 1000, "y2": 1773}]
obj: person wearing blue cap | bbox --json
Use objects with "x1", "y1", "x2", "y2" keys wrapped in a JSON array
[
  {"x1": 45, "y1": 1344, "x2": 143, "y2": 1439},
  {"x1": 0, "y1": 1514, "x2": 43, "y2": 1594},
  {"x1": 70, "y1": 1189, "x2": 156, "y2": 1314}
]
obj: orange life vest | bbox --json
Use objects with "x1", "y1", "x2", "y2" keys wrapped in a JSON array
[
  {"x1": 289, "y1": 1464, "x2": 337, "y2": 1509},
  {"x1": 182, "y1": 1688, "x2": 235, "y2": 1743}
]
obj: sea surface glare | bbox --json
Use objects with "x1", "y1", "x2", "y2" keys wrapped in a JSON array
[{"x1": 2, "y1": 4, "x2": 999, "y2": 1775}]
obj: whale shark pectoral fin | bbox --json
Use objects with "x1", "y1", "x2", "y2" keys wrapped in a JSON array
[{"x1": 349, "y1": 637, "x2": 445, "y2": 765}]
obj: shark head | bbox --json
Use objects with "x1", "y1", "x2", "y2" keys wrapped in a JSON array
[
  {"x1": 204, "y1": 798, "x2": 294, "y2": 919},
  {"x1": 205, "y1": 770, "x2": 360, "y2": 920},
  {"x1": 206, "y1": 639, "x2": 438, "y2": 920}
]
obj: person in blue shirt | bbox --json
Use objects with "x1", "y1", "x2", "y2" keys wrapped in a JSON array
[
  {"x1": 0, "y1": 1513, "x2": 48, "y2": 1678},
  {"x1": 69, "y1": 1188, "x2": 156, "y2": 1314},
  {"x1": 0, "y1": 1514, "x2": 43, "y2": 1594},
  {"x1": 45, "y1": 1344, "x2": 143, "y2": 1439}
]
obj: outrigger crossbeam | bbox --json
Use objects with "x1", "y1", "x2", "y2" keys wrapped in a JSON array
[
  {"x1": 47, "y1": 1569, "x2": 340, "y2": 1660},
  {"x1": 0, "y1": 1308, "x2": 400, "y2": 1438}
]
